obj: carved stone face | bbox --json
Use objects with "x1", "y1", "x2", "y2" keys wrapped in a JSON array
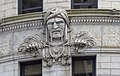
[{"x1": 47, "y1": 17, "x2": 65, "y2": 39}]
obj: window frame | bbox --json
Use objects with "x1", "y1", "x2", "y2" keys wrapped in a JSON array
[
  {"x1": 71, "y1": 0, "x2": 98, "y2": 9},
  {"x1": 18, "y1": 0, "x2": 43, "y2": 14},
  {"x1": 20, "y1": 59, "x2": 42, "y2": 76},
  {"x1": 72, "y1": 55, "x2": 96, "y2": 76}
]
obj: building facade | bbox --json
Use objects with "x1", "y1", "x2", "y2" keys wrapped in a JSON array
[{"x1": 0, "y1": 0, "x2": 120, "y2": 76}]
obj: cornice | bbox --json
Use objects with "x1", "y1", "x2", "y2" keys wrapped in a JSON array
[{"x1": 0, "y1": 9, "x2": 120, "y2": 32}]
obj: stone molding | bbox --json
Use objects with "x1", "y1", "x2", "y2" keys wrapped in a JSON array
[
  {"x1": 0, "y1": 16, "x2": 120, "y2": 32},
  {"x1": 0, "y1": 9, "x2": 120, "y2": 32}
]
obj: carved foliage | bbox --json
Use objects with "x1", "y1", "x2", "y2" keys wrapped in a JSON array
[
  {"x1": 72, "y1": 31, "x2": 96, "y2": 53},
  {"x1": 18, "y1": 34, "x2": 43, "y2": 57}
]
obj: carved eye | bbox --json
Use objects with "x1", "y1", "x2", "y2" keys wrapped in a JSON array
[
  {"x1": 47, "y1": 22, "x2": 54, "y2": 25},
  {"x1": 56, "y1": 21, "x2": 64, "y2": 24},
  {"x1": 47, "y1": 22, "x2": 54, "y2": 29}
]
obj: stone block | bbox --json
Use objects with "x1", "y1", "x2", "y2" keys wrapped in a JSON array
[
  {"x1": 4, "y1": 63, "x2": 18, "y2": 72},
  {"x1": 0, "y1": 3, "x2": 14, "y2": 11},
  {"x1": 0, "y1": 71, "x2": 14, "y2": 76},
  {"x1": 101, "y1": 63, "x2": 120, "y2": 69},
  {"x1": 112, "y1": 2, "x2": 120, "y2": 10},
  {"x1": 4, "y1": 0, "x2": 16, "y2": 4},
  {"x1": 98, "y1": 1, "x2": 112, "y2": 8},
  {"x1": 97, "y1": 74, "x2": 116, "y2": 76},
  {"x1": 0, "y1": 0, "x2": 4, "y2": 5},
  {"x1": 4, "y1": 8, "x2": 16, "y2": 17},
  {"x1": 97, "y1": 69, "x2": 110, "y2": 74},
  {"x1": 0, "y1": 11, "x2": 4, "y2": 19},
  {"x1": 43, "y1": 3, "x2": 58, "y2": 11},
  {"x1": 56, "y1": 70, "x2": 70, "y2": 76},
  {"x1": 111, "y1": 69, "x2": 120, "y2": 75},
  {"x1": 43, "y1": 64, "x2": 70, "y2": 72},
  {"x1": 14, "y1": 69, "x2": 18, "y2": 76},
  {"x1": 0, "y1": 32, "x2": 12, "y2": 56},
  {"x1": 43, "y1": 64, "x2": 71, "y2": 76},
  {"x1": 97, "y1": 63, "x2": 101, "y2": 69},
  {"x1": 102, "y1": 25, "x2": 120, "y2": 47},
  {"x1": 46, "y1": 71, "x2": 57, "y2": 76},
  {"x1": 0, "y1": 65, "x2": 4, "y2": 73},
  {"x1": 56, "y1": 1, "x2": 71, "y2": 9},
  {"x1": 111, "y1": 57, "x2": 120, "y2": 62},
  {"x1": 103, "y1": 0, "x2": 120, "y2": 1},
  {"x1": 97, "y1": 56, "x2": 110, "y2": 63},
  {"x1": 100, "y1": 54, "x2": 120, "y2": 57}
]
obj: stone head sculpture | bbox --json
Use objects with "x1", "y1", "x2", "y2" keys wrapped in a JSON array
[{"x1": 44, "y1": 8, "x2": 69, "y2": 45}]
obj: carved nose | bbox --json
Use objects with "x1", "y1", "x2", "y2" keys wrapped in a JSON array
[{"x1": 53, "y1": 22, "x2": 59, "y2": 29}]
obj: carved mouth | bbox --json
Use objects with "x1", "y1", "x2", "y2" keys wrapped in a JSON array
[
  {"x1": 52, "y1": 30, "x2": 61, "y2": 34},
  {"x1": 53, "y1": 31, "x2": 60, "y2": 34}
]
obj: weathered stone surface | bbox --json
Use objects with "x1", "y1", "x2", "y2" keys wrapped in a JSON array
[
  {"x1": 70, "y1": 23, "x2": 101, "y2": 47},
  {"x1": 13, "y1": 28, "x2": 43, "y2": 53},
  {"x1": 97, "y1": 69, "x2": 111, "y2": 75},
  {"x1": 102, "y1": 25, "x2": 120, "y2": 47},
  {"x1": 43, "y1": 64, "x2": 71, "y2": 76},
  {"x1": 0, "y1": 32, "x2": 12, "y2": 56},
  {"x1": 0, "y1": 8, "x2": 120, "y2": 76}
]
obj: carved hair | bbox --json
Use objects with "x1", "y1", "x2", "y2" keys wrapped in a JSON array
[{"x1": 44, "y1": 8, "x2": 69, "y2": 27}]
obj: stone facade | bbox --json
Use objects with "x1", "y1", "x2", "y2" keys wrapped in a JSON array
[
  {"x1": 98, "y1": 0, "x2": 120, "y2": 10},
  {"x1": 0, "y1": 0, "x2": 120, "y2": 76},
  {"x1": 0, "y1": 0, "x2": 17, "y2": 19},
  {"x1": 0, "y1": 0, "x2": 120, "y2": 18},
  {"x1": 0, "y1": 9, "x2": 120, "y2": 76}
]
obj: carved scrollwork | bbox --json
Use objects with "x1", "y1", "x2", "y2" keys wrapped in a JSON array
[{"x1": 72, "y1": 31, "x2": 96, "y2": 53}]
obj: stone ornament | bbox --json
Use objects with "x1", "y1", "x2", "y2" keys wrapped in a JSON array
[
  {"x1": 43, "y1": 8, "x2": 71, "y2": 67},
  {"x1": 72, "y1": 31, "x2": 96, "y2": 53},
  {"x1": 18, "y1": 34, "x2": 44, "y2": 57},
  {"x1": 18, "y1": 8, "x2": 96, "y2": 67}
]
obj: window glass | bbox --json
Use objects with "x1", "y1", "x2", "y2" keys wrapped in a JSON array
[
  {"x1": 72, "y1": 56, "x2": 96, "y2": 76},
  {"x1": 72, "y1": 0, "x2": 97, "y2": 9},
  {"x1": 20, "y1": 60, "x2": 42, "y2": 76},
  {"x1": 74, "y1": 60, "x2": 93, "y2": 76},
  {"x1": 22, "y1": 0, "x2": 42, "y2": 9},
  {"x1": 25, "y1": 64, "x2": 42, "y2": 76},
  {"x1": 18, "y1": 0, "x2": 43, "y2": 14}
]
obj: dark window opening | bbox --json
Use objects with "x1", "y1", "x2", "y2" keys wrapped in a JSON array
[
  {"x1": 71, "y1": 0, "x2": 97, "y2": 9},
  {"x1": 18, "y1": 0, "x2": 43, "y2": 14},
  {"x1": 72, "y1": 56, "x2": 96, "y2": 76},
  {"x1": 20, "y1": 60, "x2": 42, "y2": 76}
]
